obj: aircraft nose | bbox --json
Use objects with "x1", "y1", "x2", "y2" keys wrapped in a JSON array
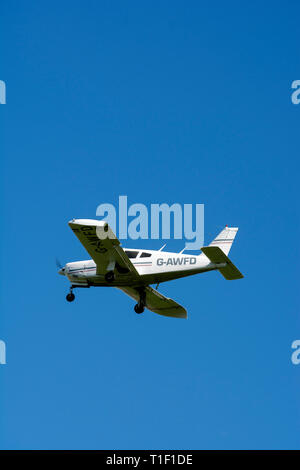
[{"x1": 58, "y1": 267, "x2": 65, "y2": 276}]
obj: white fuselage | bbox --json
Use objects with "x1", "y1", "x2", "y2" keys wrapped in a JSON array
[{"x1": 63, "y1": 249, "x2": 218, "y2": 288}]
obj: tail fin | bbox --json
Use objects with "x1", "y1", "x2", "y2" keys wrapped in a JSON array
[{"x1": 209, "y1": 226, "x2": 238, "y2": 256}]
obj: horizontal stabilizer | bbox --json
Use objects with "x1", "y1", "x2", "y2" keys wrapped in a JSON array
[{"x1": 201, "y1": 246, "x2": 243, "y2": 280}]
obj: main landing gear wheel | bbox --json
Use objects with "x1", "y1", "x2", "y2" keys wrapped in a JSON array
[
  {"x1": 134, "y1": 303, "x2": 144, "y2": 314},
  {"x1": 105, "y1": 271, "x2": 115, "y2": 283},
  {"x1": 66, "y1": 292, "x2": 75, "y2": 302},
  {"x1": 134, "y1": 288, "x2": 146, "y2": 314}
]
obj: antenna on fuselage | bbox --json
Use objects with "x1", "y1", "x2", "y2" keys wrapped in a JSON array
[
  {"x1": 179, "y1": 247, "x2": 185, "y2": 254},
  {"x1": 158, "y1": 244, "x2": 166, "y2": 251}
]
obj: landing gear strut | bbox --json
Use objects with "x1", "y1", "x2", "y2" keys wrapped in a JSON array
[
  {"x1": 66, "y1": 287, "x2": 75, "y2": 302},
  {"x1": 134, "y1": 289, "x2": 146, "y2": 314}
]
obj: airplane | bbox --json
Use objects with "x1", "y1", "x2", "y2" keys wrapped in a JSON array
[{"x1": 58, "y1": 219, "x2": 244, "y2": 319}]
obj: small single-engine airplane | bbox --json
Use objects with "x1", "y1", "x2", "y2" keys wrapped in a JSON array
[{"x1": 58, "y1": 219, "x2": 244, "y2": 319}]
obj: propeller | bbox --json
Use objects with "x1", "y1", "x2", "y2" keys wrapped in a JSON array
[
  {"x1": 56, "y1": 258, "x2": 63, "y2": 270},
  {"x1": 56, "y1": 258, "x2": 66, "y2": 275}
]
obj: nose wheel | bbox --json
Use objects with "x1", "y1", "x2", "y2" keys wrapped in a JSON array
[{"x1": 66, "y1": 288, "x2": 75, "y2": 302}]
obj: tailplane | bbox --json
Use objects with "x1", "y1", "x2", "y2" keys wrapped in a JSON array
[{"x1": 201, "y1": 226, "x2": 243, "y2": 280}]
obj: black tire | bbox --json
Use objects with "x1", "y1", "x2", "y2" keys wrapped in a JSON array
[
  {"x1": 66, "y1": 293, "x2": 75, "y2": 302},
  {"x1": 105, "y1": 271, "x2": 115, "y2": 283},
  {"x1": 134, "y1": 303, "x2": 144, "y2": 314}
]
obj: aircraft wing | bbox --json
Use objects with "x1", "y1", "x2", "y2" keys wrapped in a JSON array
[
  {"x1": 68, "y1": 219, "x2": 140, "y2": 278},
  {"x1": 118, "y1": 286, "x2": 187, "y2": 319}
]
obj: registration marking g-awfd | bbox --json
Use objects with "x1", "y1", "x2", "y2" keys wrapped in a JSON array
[{"x1": 157, "y1": 257, "x2": 197, "y2": 266}]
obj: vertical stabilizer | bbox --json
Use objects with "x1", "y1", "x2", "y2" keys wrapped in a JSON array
[{"x1": 209, "y1": 226, "x2": 238, "y2": 256}]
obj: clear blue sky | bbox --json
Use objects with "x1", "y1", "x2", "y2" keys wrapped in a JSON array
[{"x1": 1, "y1": 1, "x2": 299, "y2": 449}]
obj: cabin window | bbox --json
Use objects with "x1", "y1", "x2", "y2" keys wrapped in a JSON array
[
  {"x1": 125, "y1": 250, "x2": 139, "y2": 259},
  {"x1": 140, "y1": 252, "x2": 152, "y2": 258}
]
